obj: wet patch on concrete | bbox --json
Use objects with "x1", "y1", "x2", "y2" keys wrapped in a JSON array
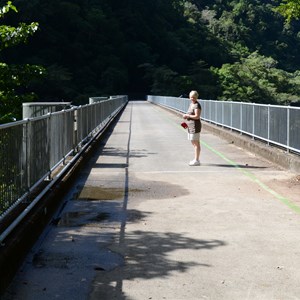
[
  {"x1": 76, "y1": 186, "x2": 124, "y2": 201},
  {"x1": 95, "y1": 163, "x2": 128, "y2": 168},
  {"x1": 57, "y1": 211, "x2": 111, "y2": 227},
  {"x1": 57, "y1": 176, "x2": 190, "y2": 229},
  {"x1": 73, "y1": 177, "x2": 189, "y2": 203},
  {"x1": 56, "y1": 206, "x2": 150, "y2": 228},
  {"x1": 32, "y1": 250, "x2": 75, "y2": 269},
  {"x1": 75, "y1": 183, "x2": 189, "y2": 202},
  {"x1": 31, "y1": 248, "x2": 124, "y2": 272},
  {"x1": 127, "y1": 179, "x2": 189, "y2": 201}
]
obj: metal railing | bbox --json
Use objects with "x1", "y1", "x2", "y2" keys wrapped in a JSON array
[
  {"x1": 22, "y1": 102, "x2": 72, "y2": 119},
  {"x1": 147, "y1": 95, "x2": 300, "y2": 155},
  {"x1": 0, "y1": 96, "x2": 128, "y2": 222}
]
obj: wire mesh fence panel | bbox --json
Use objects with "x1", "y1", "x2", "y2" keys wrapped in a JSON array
[
  {"x1": 253, "y1": 105, "x2": 269, "y2": 140},
  {"x1": 241, "y1": 103, "x2": 253, "y2": 134},
  {"x1": 223, "y1": 102, "x2": 232, "y2": 127},
  {"x1": 289, "y1": 108, "x2": 300, "y2": 152},
  {"x1": 48, "y1": 110, "x2": 75, "y2": 167},
  {"x1": 27, "y1": 117, "x2": 50, "y2": 188},
  {"x1": 0, "y1": 123, "x2": 26, "y2": 214},
  {"x1": 269, "y1": 106, "x2": 288, "y2": 146},
  {"x1": 232, "y1": 102, "x2": 241, "y2": 131}
]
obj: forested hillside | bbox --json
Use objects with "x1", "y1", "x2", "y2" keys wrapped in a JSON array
[{"x1": 1, "y1": 0, "x2": 300, "y2": 109}]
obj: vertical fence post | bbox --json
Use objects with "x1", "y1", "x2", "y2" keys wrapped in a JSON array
[
  {"x1": 73, "y1": 108, "x2": 77, "y2": 155},
  {"x1": 267, "y1": 105, "x2": 270, "y2": 146},
  {"x1": 230, "y1": 102, "x2": 233, "y2": 131},
  {"x1": 23, "y1": 120, "x2": 30, "y2": 193},
  {"x1": 287, "y1": 106, "x2": 290, "y2": 153},
  {"x1": 47, "y1": 113, "x2": 52, "y2": 180},
  {"x1": 222, "y1": 101, "x2": 224, "y2": 128},
  {"x1": 240, "y1": 103, "x2": 242, "y2": 135},
  {"x1": 26, "y1": 119, "x2": 32, "y2": 190},
  {"x1": 210, "y1": 101, "x2": 212, "y2": 123},
  {"x1": 252, "y1": 104, "x2": 255, "y2": 140}
]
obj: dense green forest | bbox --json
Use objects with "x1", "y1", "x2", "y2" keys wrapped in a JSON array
[{"x1": 1, "y1": 0, "x2": 300, "y2": 122}]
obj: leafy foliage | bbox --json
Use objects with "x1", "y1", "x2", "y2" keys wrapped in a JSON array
[
  {"x1": 193, "y1": 0, "x2": 300, "y2": 104},
  {"x1": 1, "y1": 0, "x2": 300, "y2": 108},
  {"x1": 0, "y1": 1, "x2": 44, "y2": 123},
  {"x1": 212, "y1": 51, "x2": 300, "y2": 104},
  {"x1": 275, "y1": 0, "x2": 300, "y2": 22},
  {"x1": 4, "y1": 0, "x2": 229, "y2": 102}
]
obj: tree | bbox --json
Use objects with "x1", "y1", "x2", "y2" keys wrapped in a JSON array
[
  {"x1": 0, "y1": 1, "x2": 44, "y2": 123},
  {"x1": 5, "y1": 0, "x2": 230, "y2": 101},
  {"x1": 212, "y1": 51, "x2": 300, "y2": 104},
  {"x1": 3, "y1": 0, "x2": 300, "y2": 105},
  {"x1": 276, "y1": 0, "x2": 300, "y2": 22}
]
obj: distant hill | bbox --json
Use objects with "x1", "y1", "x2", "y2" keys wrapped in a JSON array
[{"x1": 3, "y1": 0, "x2": 300, "y2": 105}]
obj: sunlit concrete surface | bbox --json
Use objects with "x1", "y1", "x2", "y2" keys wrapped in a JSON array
[{"x1": 3, "y1": 101, "x2": 300, "y2": 300}]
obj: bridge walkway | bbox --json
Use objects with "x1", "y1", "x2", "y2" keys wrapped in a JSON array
[{"x1": 2, "y1": 101, "x2": 300, "y2": 300}]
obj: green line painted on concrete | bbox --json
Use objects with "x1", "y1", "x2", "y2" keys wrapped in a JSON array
[{"x1": 201, "y1": 140, "x2": 300, "y2": 214}]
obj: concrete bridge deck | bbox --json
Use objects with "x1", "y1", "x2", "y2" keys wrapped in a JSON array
[{"x1": 2, "y1": 101, "x2": 300, "y2": 300}]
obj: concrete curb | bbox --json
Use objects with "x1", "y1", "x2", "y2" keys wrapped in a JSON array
[{"x1": 202, "y1": 122, "x2": 300, "y2": 174}]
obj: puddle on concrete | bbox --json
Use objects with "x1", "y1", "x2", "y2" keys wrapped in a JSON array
[
  {"x1": 58, "y1": 211, "x2": 110, "y2": 227},
  {"x1": 77, "y1": 186, "x2": 124, "y2": 201},
  {"x1": 33, "y1": 251, "x2": 73, "y2": 269},
  {"x1": 74, "y1": 180, "x2": 189, "y2": 202}
]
